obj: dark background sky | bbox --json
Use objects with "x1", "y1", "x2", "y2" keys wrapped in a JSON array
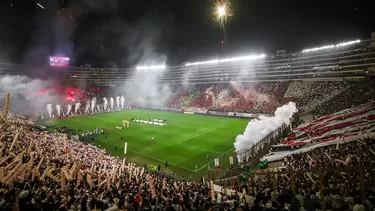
[{"x1": 0, "y1": 0, "x2": 373, "y2": 68}]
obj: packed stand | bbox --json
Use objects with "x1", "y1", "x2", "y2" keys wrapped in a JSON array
[
  {"x1": 189, "y1": 85, "x2": 215, "y2": 109},
  {"x1": 283, "y1": 81, "x2": 351, "y2": 112},
  {"x1": 0, "y1": 115, "x2": 216, "y2": 211},
  {"x1": 218, "y1": 101, "x2": 375, "y2": 210},
  {"x1": 283, "y1": 138, "x2": 375, "y2": 210},
  {"x1": 166, "y1": 82, "x2": 290, "y2": 114},
  {"x1": 313, "y1": 80, "x2": 375, "y2": 116},
  {"x1": 209, "y1": 82, "x2": 289, "y2": 114},
  {"x1": 229, "y1": 138, "x2": 375, "y2": 211}
]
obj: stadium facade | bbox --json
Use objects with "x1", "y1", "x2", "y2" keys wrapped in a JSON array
[{"x1": 0, "y1": 35, "x2": 375, "y2": 84}]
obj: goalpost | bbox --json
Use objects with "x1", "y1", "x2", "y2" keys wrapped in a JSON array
[{"x1": 122, "y1": 120, "x2": 130, "y2": 128}]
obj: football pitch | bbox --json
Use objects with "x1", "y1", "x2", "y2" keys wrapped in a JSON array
[{"x1": 44, "y1": 109, "x2": 248, "y2": 179}]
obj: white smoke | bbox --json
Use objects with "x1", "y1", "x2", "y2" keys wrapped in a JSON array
[
  {"x1": 85, "y1": 100, "x2": 90, "y2": 113},
  {"x1": 110, "y1": 97, "x2": 114, "y2": 110},
  {"x1": 91, "y1": 98, "x2": 96, "y2": 113},
  {"x1": 103, "y1": 97, "x2": 108, "y2": 111},
  {"x1": 120, "y1": 95, "x2": 125, "y2": 109},
  {"x1": 67, "y1": 104, "x2": 72, "y2": 115},
  {"x1": 75, "y1": 102, "x2": 81, "y2": 114},
  {"x1": 56, "y1": 104, "x2": 62, "y2": 116},
  {"x1": 114, "y1": 19, "x2": 173, "y2": 107},
  {"x1": 234, "y1": 102, "x2": 298, "y2": 161},
  {"x1": 182, "y1": 68, "x2": 192, "y2": 89},
  {"x1": 116, "y1": 96, "x2": 120, "y2": 110},
  {"x1": 122, "y1": 73, "x2": 172, "y2": 107},
  {"x1": 46, "y1": 104, "x2": 53, "y2": 118},
  {"x1": 0, "y1": 74, "x2": 61, "y2": 116}
]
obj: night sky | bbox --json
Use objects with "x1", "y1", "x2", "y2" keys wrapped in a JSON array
[{"x1": 0, "y1": 0, "x2": 373, "y2": 67}]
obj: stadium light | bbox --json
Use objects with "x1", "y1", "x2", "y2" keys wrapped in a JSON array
[
  {"x1": 136, "y1": 65, "x2": 166, "y2": 70},
  {"x1": 185, "y1": 54, "x2": 266, "y2": 66},
  {"x1": 302, "y1": 39, "x2": 360, "y2": 53}
]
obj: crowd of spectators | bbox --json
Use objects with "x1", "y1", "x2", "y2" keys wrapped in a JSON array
[
  {"x1": 231, "y1": 138, "x2": 375, "y2": 211},
  {"x1": 52, "y1": 79, "x2": 374, "y2": 118},
  {"x1": 170, "y1": 82, "x2": 289, "y2": 114},
  {"x1": 0, "y1": 116, "x2": 214, "y2": 211},
  {"x1": 283, "y1": 81, "x2": 351, "y2": 113},
  {"x1": 3, "y1": 106, "x2": 375, "y2": 211},
  {"x1": 167, "y1": 79, "x2": 374, "y2": 116},
  {"x1": 167, "y1": 80, "x2": 375, "y2": 115},
  {"x1": 313, "y1": 80, "x2": 375, "y2": 116},
  {"x1": 3, "y1": 77, "x2": 375, "y2": 210}
]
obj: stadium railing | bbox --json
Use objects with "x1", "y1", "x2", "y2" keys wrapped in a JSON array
[{"x1": 232, "y1": 113, "x2": 300, "y2": 169}]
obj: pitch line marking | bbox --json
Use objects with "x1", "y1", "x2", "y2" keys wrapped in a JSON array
[
  {"x1": 179, "y1": 144, "x2": 221, "y2": 154},
  {"x1": 177, "y1": 124, "x2": 229, "y2": 145},
  {"x1": 95, "y1": 139, "x2": 195, "y2": 172},
  {"x1": 95, "y1": 126, "x2": 237, "y2": 173},
  {"x1": 194, "y1": 135, "x2": 237, "y2": 172},
  {"x1": 196, "y1": 128, "x2": 214, "y2": 136},
  {"x1": 195, "y1": 147, "x2": 235, "y2": 172}
]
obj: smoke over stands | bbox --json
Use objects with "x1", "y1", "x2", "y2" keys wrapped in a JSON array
[{"x1": 234, "y1": 102, "x2": 298, "y2": 162}]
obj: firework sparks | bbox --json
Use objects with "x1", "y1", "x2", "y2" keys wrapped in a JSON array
[
  {"x1": 213, "y1": 0, "x2": 233, "y2": 28},
  {"x1": 37, "y1": 3, "x2": 44, "y2": 9}
]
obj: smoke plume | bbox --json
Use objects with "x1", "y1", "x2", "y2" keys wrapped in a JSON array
[
  {"x1": 67, "y1": 104, "x2": 72, "y2": 115},
  {"x1": 91, "y1": 98, "x2": 96, "y2": 113},
  {"x1": 110, "y1": 97, "x2": 114, "y2": 110},
  {"x1": 85, "y1": 100, "x2": 90, "y2": 113},
  {"x1": 46, "y1": 104, "x2": 53, "y2": 118},
  {"x1": 115, "y1": 19, "x2": 174, "y2": 107},
  {"x1": 0, "y1": 74, "x2": 61, "y2": 117},
  {"x1": 56, "y1": 104, "x2": 62, "y2": 116},
  {"x1": 234, "y1": 102, "x2": 298, "y2": 160},
  {"x1": 103, "y1": 98, "x2": 108, "y2": 111},
  {"x1": 75, "y1": 102, "x2": 81, "y2": 114},
  {"x1": 120, "y1": 95, "x2": 125, "y2": 109}
]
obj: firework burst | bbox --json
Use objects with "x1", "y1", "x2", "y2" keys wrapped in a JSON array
[{"x1": 213, "y1": 0, "x2": 233, "y2": 29}]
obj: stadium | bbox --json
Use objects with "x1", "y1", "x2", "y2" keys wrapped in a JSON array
[
  {"x1": 1, "y1": 2, "x2": 375, "y2": 210},
  {"x1": 1, "y1": 34, "x2": 375, "y2": 210}
]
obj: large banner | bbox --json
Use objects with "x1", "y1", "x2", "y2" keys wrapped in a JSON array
[
  {"x1": 159, "y1": 107, "x2": 180, "y2": 112},
  {"x1": 227, "y1": 112, "x2": 272, "y2": 118},
  {"x1": 147, "y1": 107, "x2": 180, "y2": 112},
  {"x1": 183, "y1": 107, "x2": 208, "y2": 114},
  {"x1": 228, "y1": 112, "x2": 253, "y2": 118},
  {"x1": 207, "y1": 111, "x2": 228, "y2": 116}
]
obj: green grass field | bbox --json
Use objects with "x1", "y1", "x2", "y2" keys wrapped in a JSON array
[{"x1": 42, "y1": 110, "x2": 248, "y2": 180}]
